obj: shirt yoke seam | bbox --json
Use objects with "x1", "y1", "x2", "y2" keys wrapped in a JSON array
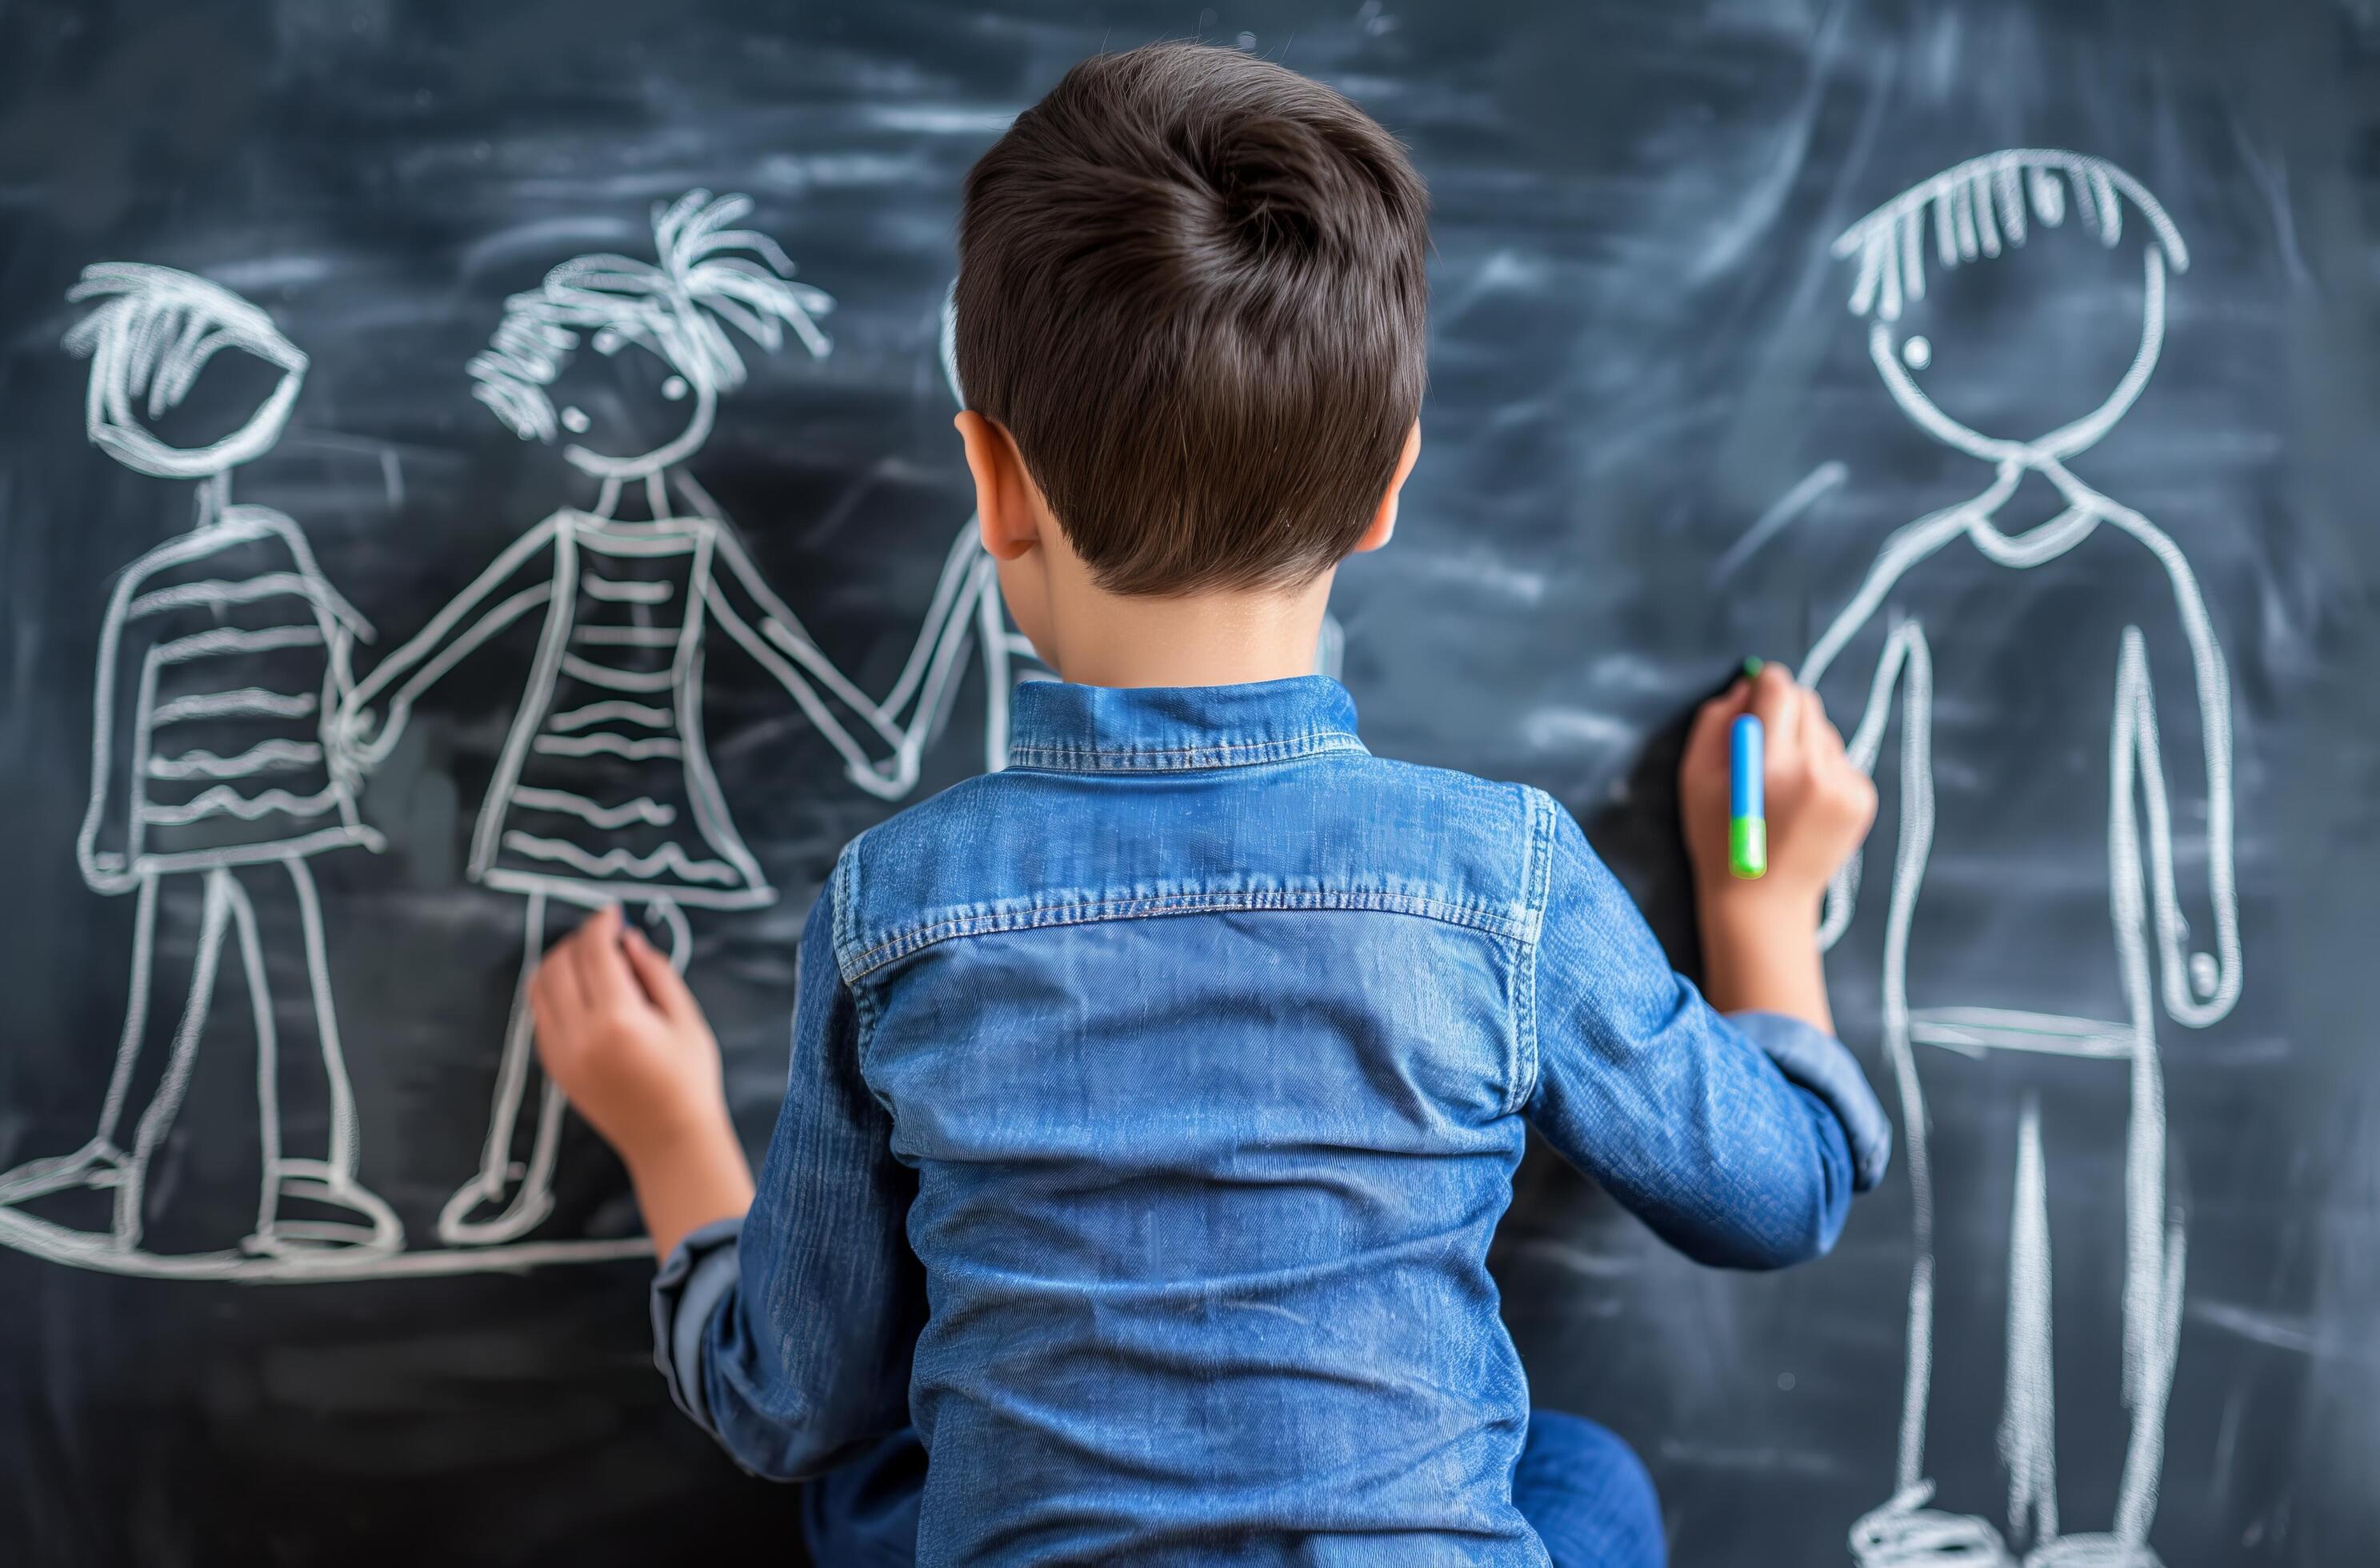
[
  {"x1": 843, "y1": 888, "x2": 1529, "y2": 983},
  {"x1": 1003, "y1": 733, "x2": 1366, "y2": 773}
]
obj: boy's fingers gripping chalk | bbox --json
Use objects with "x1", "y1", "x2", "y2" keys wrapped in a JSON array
[
  {"x1": 622, "y1": 926, "x2": 698, "y2": 1022},
  {"x1": 1746, "y1": 659, "x2": 1802, "y2": 752},
  {"x1": 574, "y1": 907, "x2": 649, "y2": 1020}
]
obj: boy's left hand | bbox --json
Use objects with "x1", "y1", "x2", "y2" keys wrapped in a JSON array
[{"x1": 529, "y1": 905, "x2": 732, "y2": 1172}]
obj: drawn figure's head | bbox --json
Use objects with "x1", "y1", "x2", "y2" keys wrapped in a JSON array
[
  {"x1": 1832, "y1": 150, "x2": 2188, "y2": 462},
  {"x1": 468, "y1": 190, "x2": 833, "y2": 478},
  {"x1": 63, "y1": 264, "x2": 309, "y2": 481}
]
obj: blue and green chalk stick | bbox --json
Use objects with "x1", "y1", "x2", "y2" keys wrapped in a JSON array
[{"x1": 1729, "y1": 658, "x2": 1766, "y2": 880}]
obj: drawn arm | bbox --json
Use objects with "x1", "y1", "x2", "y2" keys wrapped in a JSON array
[
  {"x1": 334, "y1": 515, "x2": 564, "y2": 771},
  {"x1": 2103, "y1": 502, "x2": 2242, "y2": 1027},
  {"x1": 704, "y1": 518, "x2": 983, "y2": 801},
  {"x1": 76, "y1": 563, "x2": 158, "y2": 895},
  {"x1": 1813, "y1": 618, "x2": 1932, "y2": 951}
]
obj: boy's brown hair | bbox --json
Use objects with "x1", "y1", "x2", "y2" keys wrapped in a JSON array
[{"x1": 954, "y1": 42, "x2": 1429, "y2": 597}]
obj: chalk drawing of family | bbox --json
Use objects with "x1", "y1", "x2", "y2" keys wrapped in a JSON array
[{"x1": 0, "y1": 192, "x2": 1042, "y2": 1280}]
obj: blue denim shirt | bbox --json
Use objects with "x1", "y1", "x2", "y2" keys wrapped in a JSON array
[{"x1": 654, "y1": 677, "x2": 1890, "y2": 1565}]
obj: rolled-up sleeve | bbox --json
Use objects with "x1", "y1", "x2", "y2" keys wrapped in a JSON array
[
  {"x1": 652, "y1": 1216, "x2": 746, "y2": 1432},
  {"x1": 1730, "y1": 1010, "x2": 1893, "y2": 1194},
  {"x1": 1522, "y1": 790, "x2": 1890, "y2": 1270},
  {"x1": 646, "y1": 864, "x2": 924, "y2": 1479}
]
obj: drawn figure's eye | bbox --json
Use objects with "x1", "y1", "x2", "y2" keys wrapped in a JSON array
[
  {"x1": 562, "y1": 406, "x2": 591, "y2": 434},
  {"x1": 662, "y1": 376, "x2": 688, "y2": 402},
  {"x1": 1902, "y1": 335, "x2": 1933, "y2": 370}
]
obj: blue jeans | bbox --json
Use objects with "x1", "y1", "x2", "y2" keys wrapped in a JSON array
[{"x1": 804, "y1": 1410, "x2": 1664, "y2": 1568}]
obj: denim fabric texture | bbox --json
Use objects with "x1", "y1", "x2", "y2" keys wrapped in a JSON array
[
  {"x1": 651, "y1": 677, "x2": 1889, "y2": 1565},
  {"x1": 787, "y1": 1410, "x2": 1666, "y2": 1568}
]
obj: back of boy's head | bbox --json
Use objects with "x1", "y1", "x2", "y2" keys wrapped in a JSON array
[{"x1": 955, "y1": 42, "x2": 1430, "y2": 597}]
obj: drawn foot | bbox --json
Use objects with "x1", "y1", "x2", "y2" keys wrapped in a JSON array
[
  {"x1": 2023, "y1": 1537, "x2": 2163, "y2": 1568},
  {"x1": 436, "y1": 1167, "x2": 554, "y2": 1247},
  {"x1": 0, "y1": 1141, "x2": 130, "y2": 1206},
  {"x1": 245, "y1": 1161, "x2": 402, "y2": 1258},
  {"x1": 1851, "y1": 1483, "x2": 2014, "y2": 1566}
]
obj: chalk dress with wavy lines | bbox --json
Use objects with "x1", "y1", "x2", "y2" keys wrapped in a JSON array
[{"x1": 394, "y1": 507, "x2": 834, "y2": 912}]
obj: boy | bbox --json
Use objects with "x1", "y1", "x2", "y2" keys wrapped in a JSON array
[{"x1": 526, "y1": 42, "x2": 1888, "y2": 1567}]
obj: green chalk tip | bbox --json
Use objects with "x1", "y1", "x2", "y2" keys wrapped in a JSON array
[
  {"x1": 1743, "y1": 657, "x2": 1765, "y2": 680},
  {"x1": 1729, "y1": 817, "x2": 1767, "y2": 880}
]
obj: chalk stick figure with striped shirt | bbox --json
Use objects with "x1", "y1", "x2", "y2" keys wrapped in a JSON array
[
  {"x1": 0, "y1": 265, "x2": 401, "y2": 1264},
  {"x1": 338, "y1": 193, "x2": 970, "y2": 1246}
]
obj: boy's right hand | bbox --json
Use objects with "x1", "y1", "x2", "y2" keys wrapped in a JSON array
[
  {"x1": 1681, "y1": 662, "x2": 1875, "y2": 913},
  {"x1": 531, "y1": 906, "x2": 755, "y2": 1260},
  {"x1": 1679, "y1": 663, "x2": 1875, "y2": 1031},
  {"x1": 529, "y1": 905, "x2": 732, "y2": 1172}
]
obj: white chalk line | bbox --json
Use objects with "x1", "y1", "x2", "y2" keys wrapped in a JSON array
[
  {"x1": 580, "y1": 574, "x2": 672, "y2": 603},
  {"x1": 547, "y1": 699, "x2": 670, "y2": 732},
  {"x1": 498, "y1": 833, "x2": 738, "y2": 886},
  {"x1": 148, "y1": 741, "x2": 323, "y2": 780},
  {"x1": 2001, "y1": 1095, "x2": 2058, "y2": 1544},
  {"x1": 1713, "y1": 461, "x2": 1847, "y2": 583},
  {"x1": 149, "y1": 688, "x2": 317, "y2": 726},
  {"x1": 532, "y1": 730, "x2": 685, "y2": 761},
  {"x1": 141, "y1": 783, "x2": 346, "y2": 827},
  {"x1": 509, "y1": 787, "x2": 676, "y2": 829},
  {"x1": 0, "y1": 1202, "x2": 645, "y2": 1283}
]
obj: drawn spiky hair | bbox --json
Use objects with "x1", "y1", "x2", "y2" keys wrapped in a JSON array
[
  {"x1": 65, "y1": 262, "x2": 308, "y2": 404},
  {"x1": 1833, "y1": 150, "x2": 2188, "y2": 323},
  {"x1": 467, "y1": 189, "x2": 834, "y2": 442}
]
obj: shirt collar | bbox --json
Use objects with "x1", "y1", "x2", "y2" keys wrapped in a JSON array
[{"x1": 1005, "y1": 676, "x2": 1368, "y2": 774}]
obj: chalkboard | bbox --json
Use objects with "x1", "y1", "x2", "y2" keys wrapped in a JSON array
[{"x1": 2, "y1": 2, "x2": 2374, "y2": 1563}]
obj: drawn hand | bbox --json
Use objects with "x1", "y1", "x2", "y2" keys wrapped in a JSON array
[
  {"x1": 322, "y1": 702, "x2": 382, "y2": 782},
  {"x1": 529, "y1": 906, "x2": 731, "y2": 1170}
]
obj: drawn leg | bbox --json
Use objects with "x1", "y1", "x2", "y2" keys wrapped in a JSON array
[
  {"x1": 1849, "y1": 624, "x2": 2011, "y2": 1567},
  {"x1": 0, "y1": 874, "x2": 164, "y2": 1208},
  {"x1": 2002, "y1": 1097, "x2": 2058, "y2": 1552},
  {"x1": 244, "y1": 858, "x2": 400, "y2": 1258},
  {"x1": 437, "y1": 889, "x2": 557, "y2": 1246},
  {"x1": 2010, "y1": 633, "x2": 2185, "y2": 1568},
  {"x1": 110, "y1": 869, "x2": 238, "y2": 1249}
]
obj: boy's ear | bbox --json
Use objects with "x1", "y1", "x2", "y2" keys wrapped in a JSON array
[
  {"x1": 1351, "y1": 421, "x2": 1421, "y2": 555},
  {"x1": 956, "y1": 411, "x2": 1042, "y2": 562}
]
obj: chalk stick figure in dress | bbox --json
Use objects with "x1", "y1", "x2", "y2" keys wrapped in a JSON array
[
  {"x1": 336, "y1": 191, "x2": 962, "y2": 1246},
  {"x1": 0, "y1": 265, "x2": 401, "y2": 1264},
  {"x1": 1795, "y1": 152, "x2": 2242, "y2": 1568}
]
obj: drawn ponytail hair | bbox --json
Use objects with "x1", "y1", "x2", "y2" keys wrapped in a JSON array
[{"x1": 468, "y1": 189, "x2": 834, "y2": 442}]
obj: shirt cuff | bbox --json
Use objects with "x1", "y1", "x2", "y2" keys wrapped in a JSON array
[
  {"x1": 651, "y1": 1215, "x2": 746, "y2": 1434},
  {"x1": 1730, "y1": 1011, "x2": 1894, "y2": 1194}
]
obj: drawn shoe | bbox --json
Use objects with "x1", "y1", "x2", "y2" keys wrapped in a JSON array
[
  {"x1": 0, "y1": 1139, "x2": 140, "y2": 1239},
  {"x1": 243, "y1": 1160, "x2": 402, "y2": 1258},
  {"x1": 1851, "y1": 1483, "x2": 2015, "y2": 1567},
  {"x1": 2023, "y1": 1538, "x2": 2164, "y2": 1567},
  {"x1": 435, "y1": 1168, "x2": 556, "y2": 1247}
]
